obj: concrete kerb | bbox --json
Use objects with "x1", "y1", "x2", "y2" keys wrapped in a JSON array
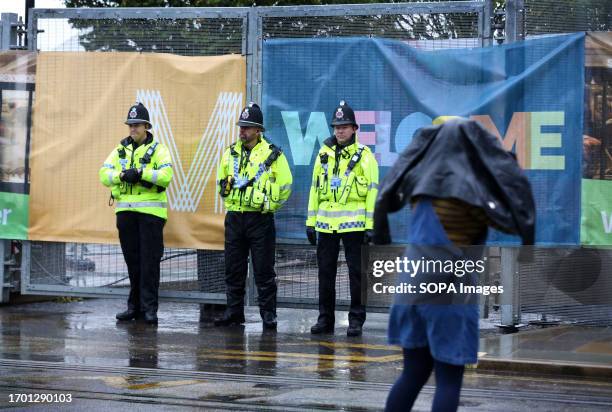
[{"x1": 475, "y1": 358, "x2": 612, "y2": 381}]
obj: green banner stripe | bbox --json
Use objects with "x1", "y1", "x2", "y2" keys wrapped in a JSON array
[
  {"x1": 581, "y1": 179, "x2": 612, "y2": 246},
  {"x1": 0, "y1": 191, "x2": 29, "y2": 240}
]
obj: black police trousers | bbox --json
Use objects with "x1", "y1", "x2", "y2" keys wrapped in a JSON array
[
  {"x1": 224, "y1": 211, "x2": 277, "y2": 318},
  {"x1": 116, "y1": 211, "x2": 165, "y2": 315},
  {"x1": 317, "y1": 231, "x2": 366, "y2": 325}
]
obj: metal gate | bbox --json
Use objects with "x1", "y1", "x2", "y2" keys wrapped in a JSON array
[
  {"x1": 251, "y1": 1, "x2": 490, "y2": 310},
  {"x1": 518, "y1": 0, "x2": 612, "y2": 327},
  {"x1": 21, "y1": 6, "x2": 250, "y2": 303},
  {"x1": 18, "y1": 2, "x2": 490, "y2": 307}
]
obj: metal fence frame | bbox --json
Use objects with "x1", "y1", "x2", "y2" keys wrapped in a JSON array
[
  {"x1": 245, "y1": 0, "x2": 490, "y2": 311},
  {"x1": 22, "y1": 6, "x2": 252, "y2": 303},
  {"x1": 27, "y1": 6, "x2": 251, "y2": 55},
  {"x1": 246, "y1": 1, "x2": 490, "y2": 103},
  {"x1": 14, "y1": 2, "x2": 512, "y2": 313},
  {"x1": 19, "y1": 242, "x2": 226, "y2": 303},
  {"x1": 506, "y1": 0, "x2": 525, "y2": 43}
]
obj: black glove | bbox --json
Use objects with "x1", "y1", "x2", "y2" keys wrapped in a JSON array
[
  {"x1": 363, "y1": 230, "x2": 373, "y2": 245},
  {"x1": 306, "y1": 226, "x2": 317, "y2": 246},
  {"x1": 120, "y1": 168, "x2": 142, "y2": 184}
]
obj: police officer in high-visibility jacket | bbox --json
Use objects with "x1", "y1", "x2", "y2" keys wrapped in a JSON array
[
  {"x1": 215, "y1": 102, "x2": 292, "y2": 329},
  {"x1": 307, "y1": 100, "x2": 379, "y2": 337},
  {"x1": 99, "y1": 102, "x2": 174, "y2": 325}
]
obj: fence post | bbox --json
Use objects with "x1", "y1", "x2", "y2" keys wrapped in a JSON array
[
  {"x1": 246, "y1": 8, "x2": 263, "y2": 104},
  {"x1": 499, "y1": 0, "x2": 526, "y2": 330},
  {"x1": 245, "y1": 8, "x2": 263, "y2": 308},
  {"x1": 506, "y1": 0, "x2": 525, "y2": 43},
  {"x1": 500, "y1": 247, "x2": 521, "y2": 330},
  {"x1": 0, "y1": 241, "x2": 6, "y2": 303},
  {"x1": 20, "y1": 241, "x2": 30, "y2": 295},
  {"x1": 0, "y1": 13, "x2": 18, "y2": 51},
  {"x1": 482, "y1": 0, "x2": 495, "y2": 47},
  {"x1": 0, "y1": 15, "x2": 18, "y2": 303},
  {"x1": 27, "y1": 8, "x2": 37, "y2": 52}
]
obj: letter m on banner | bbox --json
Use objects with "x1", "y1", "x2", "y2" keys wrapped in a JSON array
[{"x1": 137, "y1": 90, "x2": 243, "y2": 213}]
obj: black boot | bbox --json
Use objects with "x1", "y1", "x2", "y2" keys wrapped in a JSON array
[
  {"x1": 199, "y1": 304, "x2": 226, "y2": 323},
  {"x1": 262, "y1": 311, "x2": 277, "y2": 329},
  {"x1": 213, "y1": 311, "x2": 245, "y2": 326},
  {"x1": 310, "y1": 321, "x2": 334, "y2": 334},
  {"x1": 347, "y1": 321, "x2": 363, "y2": 337},
  {"x1": 116, "y1": 309, "x2": 140, "y2": 321},
  {"x1": 144, "y1": 311, "x2": 158, "y2": 325}
]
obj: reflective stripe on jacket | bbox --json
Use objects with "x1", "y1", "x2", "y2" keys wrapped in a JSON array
[{"x1": 99, "y1": 133, "x2": 173, "y2": 220}]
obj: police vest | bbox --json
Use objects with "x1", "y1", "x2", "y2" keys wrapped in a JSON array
[
  {"x1": 307, "y1": 137, "x2": 379, "y2": 233},
  {"x1": 217, "y1": 136, "x2": 293, "y2": 213},
  {"x1": 99, "y1": 134, "x2": 174, "y2": 220}
]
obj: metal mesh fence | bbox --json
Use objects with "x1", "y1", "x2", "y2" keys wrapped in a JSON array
[
  {"x1": 14, "y1": 4, "x2": 612, "y2": 327},
  {"x1": 275, "y1": 244, "x2": 350, "y2": 307},
  {"x1": 29, "y1": 241, "x2": 226, "y2": 296},
  {"x1": 264, "y1": 7, "x2": 483, "y2": 308},
  {"x1": 263, "y1": 12, "x2": 481, "y2": 50},
  {"x1": 36, "y1": 17, "x2": 244, "y2": 55},
  {"x1": 25, "y1": 12, "x2": 245, "y2": 300},
  {"x1": 22, "y1": 5, "x2": 494, "y2": 313},
  {"x1": 519, "y1": 248, "x2": 612, "y2": 326},
  {"x1": 521, "y1": 2, "x2": 612, "y2": 326},
  {"x1": 525, "y1": 0, "x2": 612, "y2": 35},
  {"x1": 584, "y1": 34, "x2": 612, "y2": 181}
]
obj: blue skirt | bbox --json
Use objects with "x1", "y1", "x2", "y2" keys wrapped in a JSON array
[
  {"x1": 387, "y1": 198, "x2": 480, "y2": 365},
  {"x1": 388, "y1": 303, "x2": 479, "y2": 365}
]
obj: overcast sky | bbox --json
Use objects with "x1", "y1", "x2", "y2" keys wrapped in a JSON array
[{"x1": 0, "y1": 0, "x2": 66, "y2": 20}]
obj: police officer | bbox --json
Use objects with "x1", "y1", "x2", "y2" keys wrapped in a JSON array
[
  {"x1": 307, "y1": 100, "x2": 379, "y2": 337},
  {"x1": 215, "y1": 102, "x2": 292, "y2": 329},
  {"x1": 99, "y1": 102, "x2": 174, "y2": 325}
]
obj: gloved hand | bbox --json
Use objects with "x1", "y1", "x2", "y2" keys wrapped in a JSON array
[
  {"x1": 120, "y1": 168, "x2": 142, "y2": 184},
  {"x1": 363, "y1": 230, "x2": 373, "y2": 245},
  {"x1": 306, "y1": 226, "x2": 317, "y2": 246}
]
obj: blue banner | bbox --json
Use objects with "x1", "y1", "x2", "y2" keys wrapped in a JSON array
[{"x1": 263, "y1": 33, "x2": 584, "y2": 246}]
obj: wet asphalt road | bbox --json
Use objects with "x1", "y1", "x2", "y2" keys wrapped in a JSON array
[{"x1": 0, "y1": 299, "x2": 611, "y2": 411}]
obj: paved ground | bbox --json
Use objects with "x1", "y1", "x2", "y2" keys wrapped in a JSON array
[{"x1": 0, "y1": 299, "x2": 611, "y2": 411}]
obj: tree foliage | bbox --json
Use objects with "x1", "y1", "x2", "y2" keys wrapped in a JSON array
[{"x1": 61, "y1": 0, "x2": 492, "y2": 54}]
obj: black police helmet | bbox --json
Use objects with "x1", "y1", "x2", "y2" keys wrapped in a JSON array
[
  {"x1": 237, "y1": 102, "x2": 265, "y2": 131},
  {"x1": 125, "y1": 102, "x2": 152, "y2": 129},
  {"x1": 330, "y1": 100, "x2": 358, "y2": 129}
]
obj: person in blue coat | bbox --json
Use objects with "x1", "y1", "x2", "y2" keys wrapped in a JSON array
[{"x1": 375, "y1": 119, "x2": 535, "y2": 412}]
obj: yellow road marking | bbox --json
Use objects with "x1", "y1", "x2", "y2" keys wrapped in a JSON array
[
  {"x1": 201, "y1": 348, "x2": 402, "y2": 363},
  {"x1": 77, "y1": 376, "x2": 203, "y2": 390},
  {"x1": 299, "y1": 341, "x2": 402, "y2": 351},
  {"x1": 288, "y1": 361, "x2": 337, "y2": 372}
]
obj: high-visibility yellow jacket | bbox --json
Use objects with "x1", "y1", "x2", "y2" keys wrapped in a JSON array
[
  {"x1": 217, "y1": 136, "x2": 292, "y2": 213},
  {"x1": 99, "y1": 133, "x2": 174, "y2": 220},
  {"x1": 307, "y1": 136, "x2": 379, "y2": 233}
]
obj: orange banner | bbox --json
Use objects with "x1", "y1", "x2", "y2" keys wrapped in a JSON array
[{"x1": 29, "y1": 52, "x2": 245, "y2": 249}]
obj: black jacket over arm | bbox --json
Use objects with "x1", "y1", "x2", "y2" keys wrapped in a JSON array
[{"x1": 373, "y1": 119, "x2": 535, "y2": 245}]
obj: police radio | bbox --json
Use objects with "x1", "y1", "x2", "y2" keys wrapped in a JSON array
[{"x1": 219, "y1": 176, "x2": 235, "y2": 197}]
